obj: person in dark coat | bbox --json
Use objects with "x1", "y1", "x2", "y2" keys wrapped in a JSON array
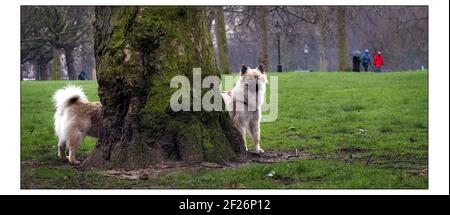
[
  {"x1": 361, "y1": 49, "x2": 372, "y2": 72},
  {"x1": 78, "y1": 71, "x2": 86, "y2": 80},
  {"x1": 352, "y1": 50, "x2": 361, "y2": 72}
]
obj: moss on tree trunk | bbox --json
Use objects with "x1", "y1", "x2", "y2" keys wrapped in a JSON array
[{"x1": 83, "y1": 6, "x2": 245, "y2": 169}]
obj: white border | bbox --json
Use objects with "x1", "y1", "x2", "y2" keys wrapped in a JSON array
[{"x1": 1, "y1": 0, "x2": 448, "y2": 195}]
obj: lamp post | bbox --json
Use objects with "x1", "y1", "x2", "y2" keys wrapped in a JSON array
[
  {"x1": 304, "y1": 43, "x2": 309, "y2": 71},
  {"x1": 275, "y1": 21, "x2": 282, "y2": 72}
]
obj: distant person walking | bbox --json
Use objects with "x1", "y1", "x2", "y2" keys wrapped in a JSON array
[
  {"x1": 352, "y1": 50, "x2": 361, "y2": 72},
  {"x1": 373, "y1": 50, "x2": 384, "y2": 72},
  {"x1": 361, "y1": 49, "x2": 372, "y2": 72},
  {"x1": 78, "y1": 71, "x2": 86, "y2": 80}
]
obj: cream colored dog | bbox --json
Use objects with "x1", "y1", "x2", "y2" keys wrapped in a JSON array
[
  {"x1": 222, "y1": 64, "x2": 267, "y2": 153},
  {"x1": 53, "y1": 85, "x2": 101, "y2": 165}
]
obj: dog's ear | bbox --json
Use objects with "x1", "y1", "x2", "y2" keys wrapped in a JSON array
[
  {"x1": 257, "y1": 64, "x2": 265, "y2": 73},
  {"x1": 240, "y1": 64, "x2": 248, "y2": 76}
]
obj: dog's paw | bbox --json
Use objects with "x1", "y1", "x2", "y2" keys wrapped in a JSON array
[
  {"x1": 255, "y1": 147, "x2": 265, "y2": 154},
  {"x1": 66, "y1": 156, "x2": 81, "y2": 166},
  {"x1": 70, "y1": 160, "x2": 81, "y2": 166}
]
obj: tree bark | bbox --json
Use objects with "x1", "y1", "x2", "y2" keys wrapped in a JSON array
[
  {"x1": 37, "y1": 55, "x2": 51, "y2": 80},
  {"x1": 65, "y1": 47, "x2": 77, "y2": 80},
  {"x1": 337, "y1": 7, "x2": 350, "y2": 71},
  {"x1": 81, "y1": 44, "x2": 96, "y2": 80},
  {"x1": 51, "y1": 49, "x2": 62, "y2": 80},
  {"x1": 83, "y1": 6, "x2": 245, "y2": 169},
  {"x1": 317, "y1": 7, "x2": 330, "y2": 72},
  {"x1": 256, "y1": 7, "x2": 269, "y2": 70},
  {"x1": 20, "y1": 64, "x2": 24, "y2": 81},
  {"x1": 214, "y1": 7, "x2": 231, "y2": 74}
]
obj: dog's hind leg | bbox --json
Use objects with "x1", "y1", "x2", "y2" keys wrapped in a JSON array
[
  {"x1": 249, "y1": 120, "x2": 264, "y2": 153},
  {"x1": 57, "y1": 139, "x2": 66, "y2": 159},
  {"x1": 67, "y1": 131, "x2": 83, "y2": 165},
  {"x1": 233, "y1": 117, "x2": 248, "y2": 151},
  {"x1": 238, "y1": 125, "x2": 248, "y2": 151}
]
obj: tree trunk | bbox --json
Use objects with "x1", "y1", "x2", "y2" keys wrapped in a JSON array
[
  {"x1": 82, "y1": 45, "x2": 96, "y2": 80},
  {"x1": 337, "y1": 7, "x2": 350, "y2": 71},
  {"x1": 92, "y1": 68, "x2": 97, "y2": 80},
  {"x1": 65, "y1": 48, "x2": 77, "y2": 80},
  {"x1": 318, "y1": 25, "x2": 328, "y2": 71},
  {"x1": 83, "y1": 6, "x2": 245, "y2": 169},
  {"x1": 214, "y1": 6, "x2": 231, "y2": 74},
  {"x1": 37, "y1": 56, "x2": 50, "y2": 80},
  {"x1": 51, "y1": 49, "x2": 62, "y2": 80},
  {"x1": 20, "y1": 64, "x2": 24, "y2": 81},
  {"x1": 319, "y1": 52, "x2": 327, "y2": 72},
  {"x1": 317, "y1": 7, "x2": 329, "y2": 72},
  {"x1": 256, "y1": 7, "x2": 269, "y2": 69},
  {"x1": 82, "y1": 7, "x2": 96, "y2": 80}
]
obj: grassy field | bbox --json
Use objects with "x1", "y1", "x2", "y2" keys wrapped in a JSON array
[{"x1": 21, "y1": 71, "x2": 428, "y2": 189}]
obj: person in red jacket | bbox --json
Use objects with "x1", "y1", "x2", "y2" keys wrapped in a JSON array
[{"x1": 373, "y1": 50, "x2": 384, "y2": 72}]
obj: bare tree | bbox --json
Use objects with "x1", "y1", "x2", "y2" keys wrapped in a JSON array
[
  {"x1": 21, "y1": 6, "x2": 92, "y2": 80},
  {"x1": 22, "y1": 6, "x2": 427, "y2": 78},
  {"x1": 256, "y1": 7, "x2": 269, "y2": 69},
  {"x1": 314, "y1": 6, "x2": 333, "y2": 71},
  {"x1": 336, "y1": 7, "x2": 350, "y2": 71},
  {"x1": 214, "y1": 6, "x2": 232, "y2": 74}
]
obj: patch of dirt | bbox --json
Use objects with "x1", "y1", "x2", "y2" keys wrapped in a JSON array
[
  {"x1": 245, "y1": 148, "x2": 313, "y2": 163},
  {"x1": 409, "y1": 137, "x2": 418, "y2": 143},
  {"x1": 341, "y1": 153, "x2": 428, "y2": 175},
  {"x1": 21, "y1": 158, "x2": 74, "y2": 168},
  {"x1": 105, "y1": 149, "x2": 313, "y2": 180},
  {"x1": 271, "y1": 175, "x2": 296, "y2": 185},
  {"x1": 339, "y1": 147, "x2": 370, "y2": 153},
  {"x1": 106, "y1": 161, "x2": 201, "y2": 180},
  {"x1": 409, "y1": 168, "x2": 428, "y2": 177}
]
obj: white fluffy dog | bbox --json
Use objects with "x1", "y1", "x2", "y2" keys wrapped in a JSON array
[
  {"x1": 53, "y1": 85, "x2": 102, "y2": 165},
  {"x1": 222, "y1": 64, "x2": 267, "y2": 153}
]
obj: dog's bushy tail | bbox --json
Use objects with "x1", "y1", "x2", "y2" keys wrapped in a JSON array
[
  {"x1": 53, "y1": 85, "x2": 89, "y2": 110},
  {"x1": 53, "y1": 85, "x2": 89, "y2": 138}
]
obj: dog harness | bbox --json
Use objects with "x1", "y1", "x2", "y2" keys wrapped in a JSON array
[{"x1": 229, "y1": 90, "x2": 249, "y2": 115}]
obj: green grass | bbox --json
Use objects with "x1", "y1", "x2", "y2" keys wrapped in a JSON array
[{"x1": 21, "y1": 71, "x2": 428, "y2": 189}]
